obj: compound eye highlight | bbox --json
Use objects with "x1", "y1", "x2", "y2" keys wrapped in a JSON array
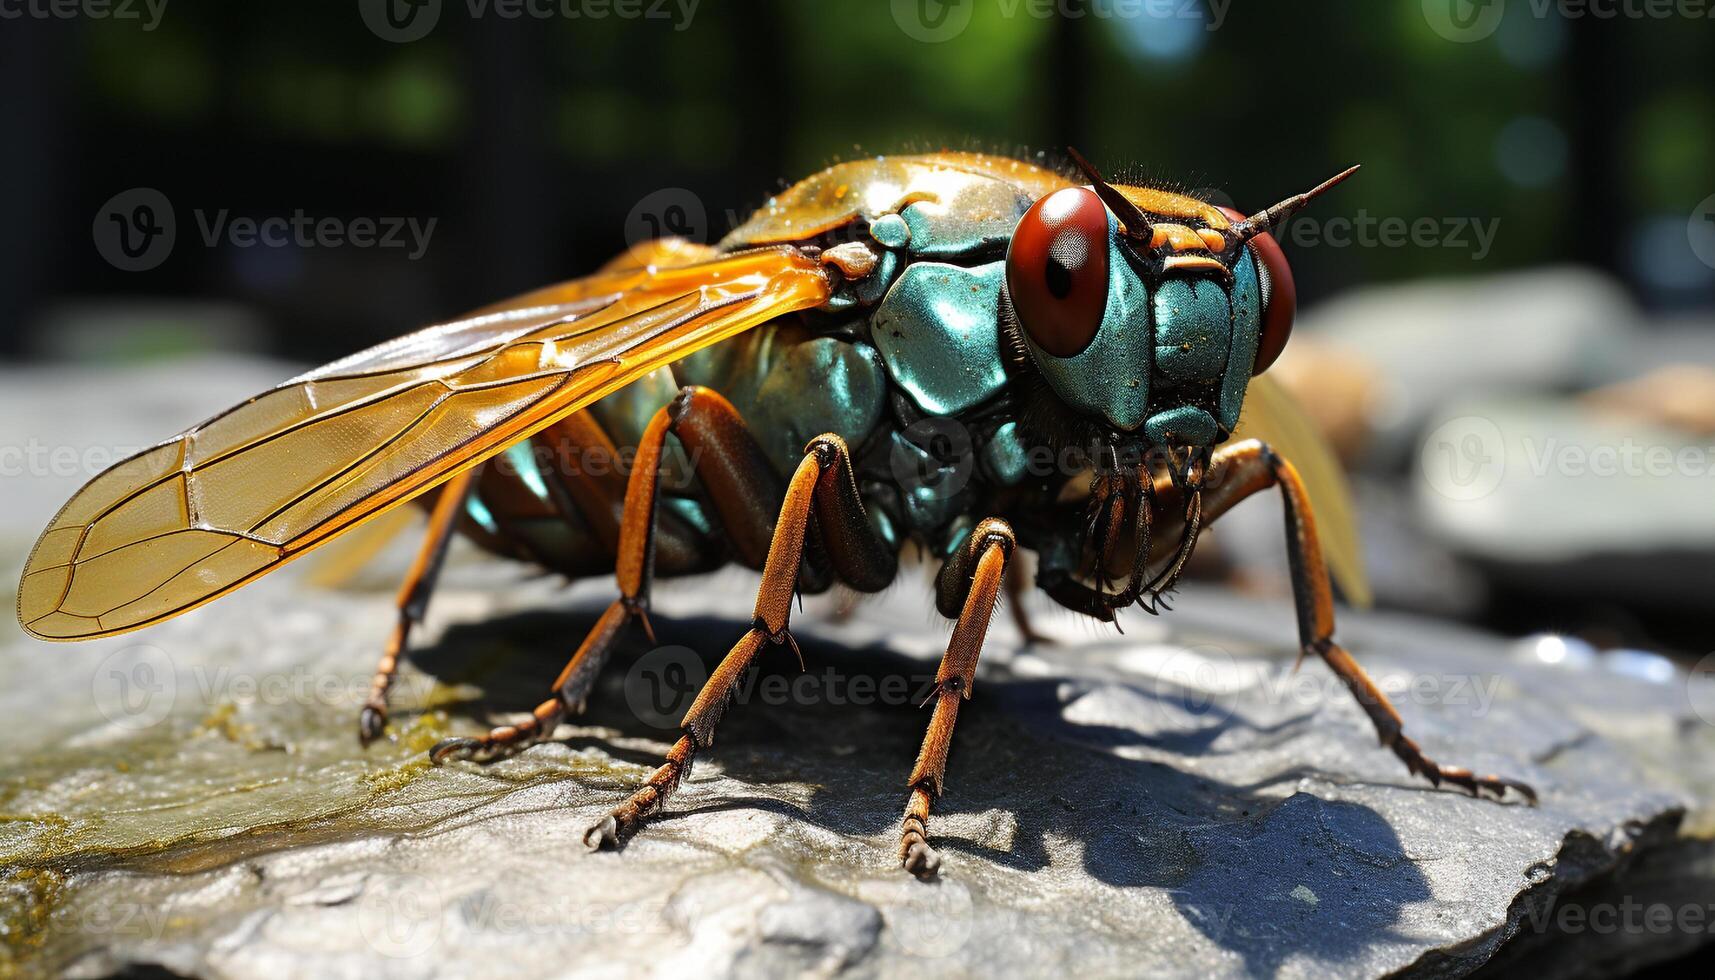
[{"x1": 1006, "y1": 186, "x2": 1111, "y2": 357}]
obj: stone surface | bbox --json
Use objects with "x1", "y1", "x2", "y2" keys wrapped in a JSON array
[
  {"x1": 2, "y1": 359, "x2": 1714, "y2": 978},
  {"x1": 2, "y1": 555, "x2": 1714, "y2": 978}
]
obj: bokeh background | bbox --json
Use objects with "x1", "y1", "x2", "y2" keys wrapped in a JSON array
[{"x1": 1, "y1": 1, "x2": 1712, "y2": 659}]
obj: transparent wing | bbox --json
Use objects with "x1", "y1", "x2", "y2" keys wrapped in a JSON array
[
  {"x1": 1233, "y1": 374, "x2": 1373, "y2": 608},
  {"x1": 19, "y1": 246, "x2": 830, "y2": 639}
]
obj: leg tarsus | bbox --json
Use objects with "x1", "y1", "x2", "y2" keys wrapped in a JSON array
[
  {"x1": 900, "y1": 785, "x2": 942, "y2": 878},
  {"x1": 358, "y1": 706, "x2": 388, "y2": 745},
  {"x1": 585, "y1": 732, "x2": 699, "y2": 848},
  {"x1": 582, "y1": 814, "x2": 619, "y2": 851},
  {"x1": 428, "y1": 736, "x2": 482, "y2": 765},
  {"x1": 429, "y1": 696, "x2": 564, "y2": 764}
]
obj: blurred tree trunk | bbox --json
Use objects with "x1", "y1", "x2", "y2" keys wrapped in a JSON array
[
  {"x1": 1565, "y1": 18, "x2": 1624, "y2": 285},
  {"x1": 0, "y1": 21, "x2": 72, "y2": 357}
]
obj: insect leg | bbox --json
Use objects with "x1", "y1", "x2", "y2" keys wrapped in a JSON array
[
  {"x1": 428, "y1": 387, "x2": 793, "y2": 765},
  {"x1": 358, "y1": 466, "x2": 479, "y2": 745},
  {"x1": 1195, "y1": 439, "x2": 1537, "y2": 802},
  {"x1": 1003, "y1": 553, "x2": 1055, "y2": 646},
  {"x1": 582, "y1": 432, "x2": 893, "y2": 850},
  {"x1": 901, "y1": 518, "x2": 1014, "y2": 877}
]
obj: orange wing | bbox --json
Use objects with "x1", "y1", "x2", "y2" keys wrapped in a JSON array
[{"x1": 18, "y1": 245, "x2": 831, "y2": 640}]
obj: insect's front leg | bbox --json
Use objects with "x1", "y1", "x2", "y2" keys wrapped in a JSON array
[
  {"x1": 1198, "y1": 439, "x2": 1537, "y2": 802},
  {"x1": 583, "y1": 432, "x2": 896, "y2": 850},
  {"x1": 901, "y1": 518, "x2": 1014, "y2": 878},
  {"x1": 359, "y1": 466, "x2": 479, "y2": 744}
]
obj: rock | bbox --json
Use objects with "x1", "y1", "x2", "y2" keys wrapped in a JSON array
[
  {"x1": 3, "y1": 357, "x2": 1713, "y2": 978},
  {"x1": 1413, "y1": 395, "x2": 1715, "y2": 608},
  {"x1": 1297, "y1": 266, "x2": 1641, "y2": 466},
  {"x1": 2, "y1": 556, "x2": 1713, "y2": 978}
]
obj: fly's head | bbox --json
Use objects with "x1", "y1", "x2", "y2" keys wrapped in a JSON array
[{"x1": 1002, "y1": 149, "x2": 1356, "y2": 618}]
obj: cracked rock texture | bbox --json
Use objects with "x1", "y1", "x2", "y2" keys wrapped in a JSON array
[{"x1": 1, "y1": 359, "x2": 1713, "y2": 978}]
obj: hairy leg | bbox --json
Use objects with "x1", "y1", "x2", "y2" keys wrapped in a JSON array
[
  {"x1": 901, "y1": 518, "x2": 1015, "y2": 877},
  {"x1": 582, "y1": 433, "x2": 895, "y2": 847},
  {"x1": 430, "y1": 386, "x2": 792, "y2": 764}
]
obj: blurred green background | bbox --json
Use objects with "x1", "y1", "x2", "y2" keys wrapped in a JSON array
[{"x1": 2, "y1": 0, "x2": 1712, "y2": 363}]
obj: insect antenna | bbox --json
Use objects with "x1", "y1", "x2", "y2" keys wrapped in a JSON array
[
  {"x1": 1229, "y1": 165, "x2": 1361, "y2": 244},
  {"x1": 1066, "y1": 146, "x2": 1156, "y2": 243}
]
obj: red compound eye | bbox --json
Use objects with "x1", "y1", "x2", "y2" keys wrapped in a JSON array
[
  {"x1": 1007, "y1": 186, "x2": 1111, "y2": 357},
  {"x1": 1219, "y1": 205, "x2": 1296, "y2": 375}
]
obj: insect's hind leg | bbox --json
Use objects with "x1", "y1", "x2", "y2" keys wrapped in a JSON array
[
  {"x1": 1196, "y1": 439, "x2": 1536, "y2": 802},
  {"x1": 358, "y1": 466, "x2": 479, "y2": 745},
  {"x1": 429, "y1": 386, "x2": 797, "y2": 765},
  {"x1": 583, "y1": 432, "x2": 895, "y2": 849}
]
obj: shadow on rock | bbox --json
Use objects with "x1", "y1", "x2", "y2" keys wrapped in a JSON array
[{"x1": 409, "y1": 604, "x2": 1431, "y2": 973}]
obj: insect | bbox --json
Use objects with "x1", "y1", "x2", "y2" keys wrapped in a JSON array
[{"x1": 18, "y1": 150, "x2": 1535, "y2": 877}]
